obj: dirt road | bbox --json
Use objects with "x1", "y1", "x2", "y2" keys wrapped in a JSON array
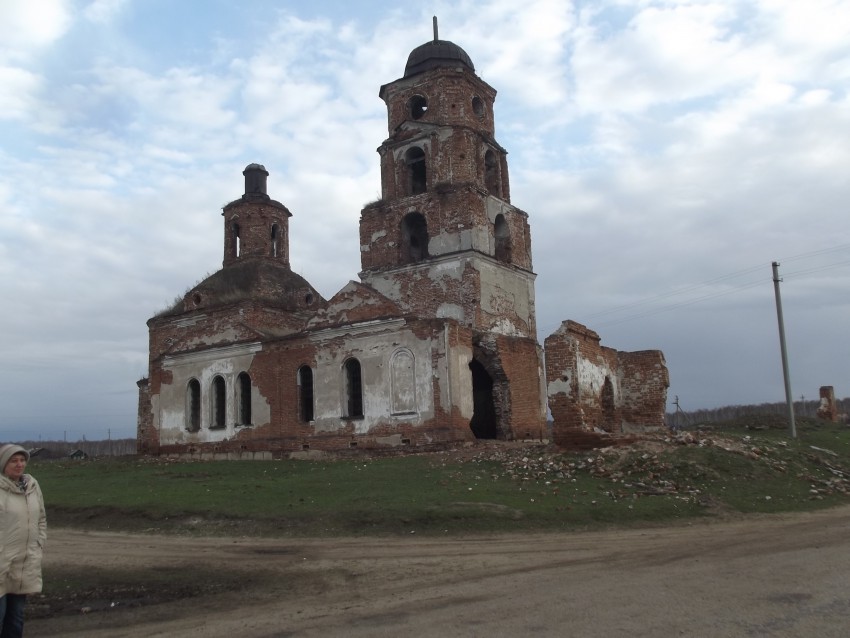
[{"x1": 30, "y1": 506, "x2": 850, "y2": 637}]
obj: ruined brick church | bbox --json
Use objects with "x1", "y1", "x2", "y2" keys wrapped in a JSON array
[{"x1": 137, "y1": 27, "x2": 669, "y2": 457}]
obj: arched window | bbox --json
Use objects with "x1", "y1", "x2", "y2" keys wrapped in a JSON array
[
  {"x1": 237, "y1": 372, "x2": 252, "y2": 426},
  {"x1": 211, "y1": 375, "x2": 226, "y2": 429},
  {"x1": 485, "y1": 149, "x2": 500, "y2": 195},
  {"x1": 271, "y1": 224, "x2": 279, "y2": 258},
  {"x1": 472, "y1": 96, "x2": 485, "y2": 117},
  {"x1": 186, "y1": 379, "x2": 201, "y2": 432},
  {"x1": 231, "y1": 222, "x2": 241, "y2": 259},
  {"x1": 405, "y1": 147, "x2": 426, "y2": 195},
  {"x1": 494, "y1": 214, "x2": 512, "y2": 263},
  {"x1": 409, "y1": 95, "x2": 428, "y2": 120},
  {"x1": 401, "y1": 212, "x2": 429, "y2": 264},
  {"x1": 601, "y1": 376, "x2": 616, "y2": 432},
  {"x1": 343, "y1": 358, "x2": 363, "y2": 418},
  {"x1": 298, "y1": 365, "x2": 314, "y2": 422},
  {"x1": 390, "y1": 349, "x2": 416, "y2": 414}
]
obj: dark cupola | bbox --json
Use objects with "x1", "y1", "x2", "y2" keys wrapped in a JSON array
[
  {"x1": 404, "y1": 17, "x2": 475, "y2": 77},
  {"x1": 242, "y1": 163, "x2": 269, "y2": 197}
]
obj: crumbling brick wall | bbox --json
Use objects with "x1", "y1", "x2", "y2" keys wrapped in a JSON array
[
  {"x1": 618, "y1": 350, "x2": 669, "y2": 430},
  {"x1": 136, "y1": 377, "x2": 156, "y2": 454},
  {"x1": 544, "y1": 320, "x2": 668, "y2": 447}
]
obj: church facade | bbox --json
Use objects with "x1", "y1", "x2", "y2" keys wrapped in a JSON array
[{"x1": 137, "y1": 31, "x2": 668, "y2": 457}]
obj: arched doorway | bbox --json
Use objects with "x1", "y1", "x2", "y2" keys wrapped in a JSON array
[
  {"x1": 601, "y1": 376, "x2": 616, "y2": 433},
  {"x1": 469, "y1": 359, "x2": 497, "y2": 439}
]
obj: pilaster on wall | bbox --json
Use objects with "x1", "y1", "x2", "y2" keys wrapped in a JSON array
[{"x1": 544, "y1": 320, "x2": 669, "y2": 448}]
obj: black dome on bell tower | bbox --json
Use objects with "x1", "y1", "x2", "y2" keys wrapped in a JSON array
[
  {"x1": 404, "y1": 39, "x2": 475, "y2": 77},
  {"x1": 403, "y1": 17, "x2": 475, "y2": 77}
]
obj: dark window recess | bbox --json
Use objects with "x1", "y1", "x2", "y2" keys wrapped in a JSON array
[
  {"x1": 401, "y1": 212, "x2": 429, "y2": 264},
  {"x1": 405, "y1": 147, "x2": 427, "y2": 195},
  {"x1": 231, "y1": 223, "x2": 241, "y2": 258},
  {"x1": 345, "y1": 359, "x2": 364, "y2": 418},
  {"x1": 212, "y1": 376, "x2": 226, "y2": 429},
  {"x1": 472, "y1": 96, "x2": 484, "y2": 117},
  {"x1": 485, "y1": 150, "x2": 499, "y2": 195},
  {"x1": 271, "y1": 224, "x2": 279, "y2": 258},
  {"x1": 494, "y1": 214, "x2": 512, "y2": 263},
  {"x1": 409, "y1": 95, "x2": 428, "y2": 120},
  {"x1": 298, "y1": 365, "x2": 314, "y2": 422},
  {"x1": 238, "y1": 372, "x2": 252, "y2": 425},
  {"x1": 186, "y1": 379, "x2": 201, "y2": 432}
]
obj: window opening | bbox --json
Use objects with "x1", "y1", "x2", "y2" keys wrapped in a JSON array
[
  {"x1": 409, "y1": 95, "x2": 428, "y2": 120},
  {"x1": 344, "y1": 358, "x2": 364, "y2": 418},
  {"x1": 271, "y1": 224, "x2": 279, "y2": 258},
  {"x1": 472, "y1": 96, "x2": 484, "y2": 117},
  {"x1": 494, "y1": 214, "x2": 512, "y2": 263},
  {"x1": 400, "y1": 212, "x2": 429, "y2": 264},
  {"x1": 231, "y1": 222, "x2": 241, "y2": 258},
  {"x1": 211, "y1": 375, "x2": 226, "y2": 429},
  {"x1": 485, "y1": 150, "x2": 500, "y2": 195},
  {"x1": 298, "y1": 365, "x2": 314, "y2": 422},
  {"x1": 186, "y1": 379, "x2": 201, "y2": 432},
  {"x1": 405, "y1": 147, "x2": 427, "y2": 195},
  {"x1": 237, "y1": 372, "x2": 252, "y2": 425}
]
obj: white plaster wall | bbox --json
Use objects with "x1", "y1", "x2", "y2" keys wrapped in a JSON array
[
  {"x1": 476, "y1": 258, "x2": 536, "y2": 337},
  {"x1": 308, "y1": 322, "x2": 438, "y2": 435},
  {"x1": 576, "y1": 355, "x2": 619, "y2": 403},
  {"x1": 448, "y1": 340, "x2": 475, "y2": 420},
  {"x1": 157, "y1": 344, "x2": 269, "y2": 445}
]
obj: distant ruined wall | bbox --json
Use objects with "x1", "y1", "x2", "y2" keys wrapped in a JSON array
[
  {"x1": 544, "y1": 320, "x2": 668, "y2": 448},
  {"x1": 817, "y1": 386, "x2": 837, "y2": 422},
  {"x1": 618, "y1": 350, "x2": 669, "y2": 430},
  {"x1": 136, "y1": 377, "x2": 156, "y2": 454}
]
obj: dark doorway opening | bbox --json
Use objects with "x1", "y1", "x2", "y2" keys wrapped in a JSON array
[
  {"x1": 469, "y1": 359, "x2": 497, "y2": 439},
  {"x1": 601, "y1": 376, "x2": 616, "y2": 433}
]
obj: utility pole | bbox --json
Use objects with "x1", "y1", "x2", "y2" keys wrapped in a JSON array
[
  {"x1": 772, "y1": 261, "x2": 797, "y2": 438},
  {"x1": 671, "y1": 395, "x2": 685, "y2": 430}
]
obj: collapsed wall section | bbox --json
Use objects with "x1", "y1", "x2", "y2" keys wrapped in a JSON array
[{"x1": 544, "y1": 320, "x2": 668, "y2": 448}]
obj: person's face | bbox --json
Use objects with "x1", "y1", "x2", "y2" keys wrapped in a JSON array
[{"x1": 3, "y1": 453, "x2": 27, "y2": 480}]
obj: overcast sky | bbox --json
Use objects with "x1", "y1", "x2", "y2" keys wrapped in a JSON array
[{"x1": 1, "y1": 0, "x2": 848, "y2": 442}]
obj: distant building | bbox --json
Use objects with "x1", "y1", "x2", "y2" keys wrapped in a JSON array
[{"x1": 137, "y1": 26, "x2": 668, "y2": 458}]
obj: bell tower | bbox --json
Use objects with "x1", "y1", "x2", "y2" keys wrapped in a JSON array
[{"x1": 359, "y1": 20, "x2": 538, "y2": 340}]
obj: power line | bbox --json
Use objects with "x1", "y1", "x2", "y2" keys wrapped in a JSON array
[{"x1": 582, "y1": 244, "x2": 850, "y2": 327}]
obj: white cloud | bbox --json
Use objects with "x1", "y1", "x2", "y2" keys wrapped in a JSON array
[
  {"x1": 0, "y1": 66, "x2": 43, "y2": 121},
  {"x1": 83, "y1": 0, "x2": 130, "y2": 24},
  {"x1": 0, "y1": 0, "x2": 72, "y2": 62}
]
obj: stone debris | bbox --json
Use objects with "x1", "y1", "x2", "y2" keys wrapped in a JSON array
[{"x1": 447, "y1": 430, "x2": 850, "y2": 502}]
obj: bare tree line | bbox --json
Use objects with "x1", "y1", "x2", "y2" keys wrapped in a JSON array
[
  {"x1": 668, "y1": 397, "x2": 850, "y2": 427},
  {"x1": 9, "y1": 439, "x2": 137, "y2": 458}
]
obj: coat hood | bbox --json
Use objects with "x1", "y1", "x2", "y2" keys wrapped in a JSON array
[{"x1": 0, "y1": 444, "x2": 28, "y2": 473}]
